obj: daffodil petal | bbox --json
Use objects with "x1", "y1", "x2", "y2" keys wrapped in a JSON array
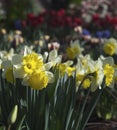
[
  {"x1": 44, "y1": 62, "x2": 52, "y2": 70},
  {"x1": 46, "y1": 71, "x2": 54, "y2": 83},
  {"x1": 48, "y1": 50, "x2": 57, "y2": 60},
  {"x1": 12, "y1": 54, "x2": 23, "y2": 65},
  {"x1": 14, "y1": 67, "x2": 25, "y2": 78},
  {"x1": 2, "y1": 60, "x2": 12, "y2": 69}
]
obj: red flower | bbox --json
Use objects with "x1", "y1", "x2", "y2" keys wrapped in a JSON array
[
  {"x1": 92, "y1": 14, "x2": 100, "y2": 21},
  {"x1": 110, "y1": 17, "x2": 117, "y2": 26},
  {"x1": 65, "y1": 16, "x2": 72, "y2": 26},
  {"x1": 57, "y1": 9, "x2": 65, "y2": 17},
  {"x1": 105, "y1": 15, "x2": 112, "y2": 24},
  {"x1": 49, "y1": 18, "x2": 58, "y2": 27},
  {"x1": 31, "y1": 20, "x2": 39, "y2": 27},
  {"x1": 27, "y1": 13, "x2": 35, "y2": 20},
  {"x1": 37, "y1": 16, "x2": 44, "y2": 24},
  {"x1": 73, "y1": 17, "x2": 82, "y2": 27},
  {"x1": 49, "y1": 10, "x2": 57, "y2": 16}
]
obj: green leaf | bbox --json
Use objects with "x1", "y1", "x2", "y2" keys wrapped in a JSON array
[
  {"x1": 0, "y1": 126, "x2": 6, "y2": 130},
  {"x1": 16, "y1": 115, "x2": 26, "y2": 130}
]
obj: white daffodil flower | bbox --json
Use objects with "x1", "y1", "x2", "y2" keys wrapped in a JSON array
[
  {"x1": 99, "y1": 56, "x2": 115, "y2": 88},
  {"x1": 48, "y1": 49, "x2": 62, "y2": 66},
  {"x1": 103, "y1": 38, "x2": 117, "y2": 55},
  {"x1": 58, "y1": 60, "x2": 75, "y2": 77},
  {"x1": 70, "y1": 40, "x2": 84, "y2": 53},
  {"x1": 1, "y1": 60, "x2": 15, "y2": 84},
  {"x1": 76, "y1": 55, "x2": 104, "y2": 91},
  {"x1": 89, "y1": 58, "x2": 104, "y2": 92},
  {"x1": 23, "y1": 45, "x2": 34, "y2": 56},
  {"x1": 12, "y1": 52, "x2": 54, "y2": 90},
  {"x1": 75, "y1": 55, "x2": 90, "y2": 89},
  {"x1": 66, "y1": 40, "x2": 84, "y2": 59},
  {"x1": 0, "y1": 48, "x2": 15, "y2": 61}
]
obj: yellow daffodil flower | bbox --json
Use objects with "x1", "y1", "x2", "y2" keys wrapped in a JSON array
[
  {"x1": 103, "y1": 64, "x2": 114, "y2": 87},
  {"x1": 103, "y1": 38, "x2": 117, "y2": 55},
  {"x1": 66, "y1": 40, "x2": 84, "y2": 59}
]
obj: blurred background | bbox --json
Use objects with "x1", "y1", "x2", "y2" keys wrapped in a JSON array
[{"x1": 0, "y1": 0, "x2": 81, "y2": 24}]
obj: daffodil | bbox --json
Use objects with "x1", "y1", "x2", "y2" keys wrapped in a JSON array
[
  {"x1": 42, "y1": 49, "x2": 63, "y2": 72},
  {"x1": 78, "y1": 54, "x2": 93, "y2": 73},
  {"x1": 76, "y1": 55, "x2": 104, "y2": 91},
  {"x1": 1, "y1": 60, "x2": 15, "y2": 84},
  {"x1": 58, "y1": 60, "x2": 75, "y2": 77},
  {"x1": 75, "y1": 55, "x2": 90, "y2": 88},
  {"x1": 89, "y1": 58, "x2": 104, "y2": 91},
  {"x1": 22, "y1": 53, "x2": 44, "y2": 75},
  {"x1": 48, "y1": 49, "x2": 62, "y2": 66},
  {"x1": 12, "y1": 53, "x2": 44, "y2": 78},
  {"x1": 28, "y1": 70, "x2": 49, "y2": 90},
  {"x1": 103, "y1": 64, "x2": 114, "y2": 86},
  {"x1": 100, "y1": 56, "x2": 115, "y2": 88},
  {"x1": 103, "y1": 38, "x2": 117, "y2": 55},
  {"x1": 1, "y1": 51, "x2": 54, "y2": 90},
  {"x1": 0, "y1": 48, "x2": 15, "y2": 60},
  {"x1": 82, "y1": 78, "x2": 91, "y2": 89},
  {"x1": 66, "y1": 40, "x2": 84, "y2": 59}
]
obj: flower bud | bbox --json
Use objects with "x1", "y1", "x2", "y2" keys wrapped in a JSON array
[{"x1": 7, "y1": 105, "x2": 18, "y2": 124}]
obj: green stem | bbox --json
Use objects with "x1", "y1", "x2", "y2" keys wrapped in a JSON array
[{"x1": 7, "y1": 124, "x2": 11, "y2": 130}]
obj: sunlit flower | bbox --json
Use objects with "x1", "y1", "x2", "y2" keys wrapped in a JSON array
[
  {"x1": 28, "y1": 70, "x2": 49, "y2": 89},
  {"x1": 103, "y1": 38, "x2": 117, "y2": 55},
  {"x1": 47, "y1": 49, "x2": 62, "y2": 66},
  {"x1": 1, "y1": 60, "x2": 15, "y2": 84},
  {"x1": 82, "y1": 78, "x2": 91, "y2": 89},
  {"x1": 100, "y1": 56, "x2": 115, "y2": 88},
  {"x1": 1, "y1": 51, "x2": 54, "y2": 90},
  {"x1": 58, "y1": 61, "x2": 75, "y2": 77},
  {"x1": 76, "y1": 56, "x2": 104, "y2": 91},
  {"x1": 66, "y1": 66, "x2": 76, "y2": 76},
  {"x1": 66, "y1": 40, "x2": 84, "y2": 59},
  {"x1": 75, "y1": 55, "x2": 91, "y2": 88},
  {"x1": 103, "y1": 64, "x2": 114, "y2": 86},
  {"x1": 0, "y1": 48, "x2": 15, "y2": 69},
  {"x1": 22, "y1": 53, "x2": 44, "y2": 75},
  {"x1": 19, "y1": 52, "x2": 54, "y2": 89},
  {"x1": 0, "y1": 48, "x2": 15, "y2": 61},
  {"x1": 89, "y1": 58, "x2": 104, "y2": 91}
]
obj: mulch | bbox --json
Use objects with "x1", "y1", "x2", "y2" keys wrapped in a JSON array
[{"x1": 85, "y1": 120, "x2": 117, "y2": 130}]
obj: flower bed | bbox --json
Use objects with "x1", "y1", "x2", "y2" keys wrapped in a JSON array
[{"x1": 0, "y1": 0, "x2": 117, "y2": 130}]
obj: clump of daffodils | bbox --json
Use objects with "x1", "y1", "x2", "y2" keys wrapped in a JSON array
[
  {"x1": 1, "y1": 51, "x2": 54, "y2": 90},
  {"x1": 1, "y1": 46, "x2": 117, "y2": 92},
  {"x1": 103, "y1": 38, "x2": 117, "y2": 56},
  {"x1": 75, "y1": 54, "x2": 116, "y2": 91}
]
